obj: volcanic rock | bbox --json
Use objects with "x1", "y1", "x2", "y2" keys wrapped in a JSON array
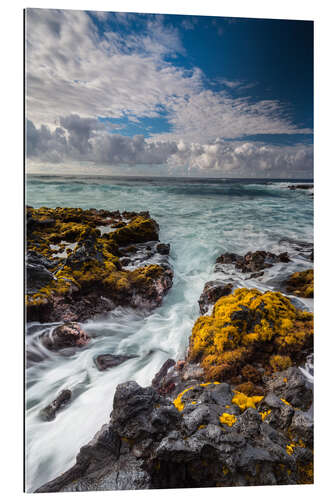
[
  {"x1": 39, "y1": 390, "x2": 72, "y2": 421},
  {"x1": 42, "y1": 322, "x2": 90, "y2": 351},
  {"x1": 198, "y1": 280, "x2": 233, "y2": 314},
  {"x1": 94, "y1": 354, "x2": 137, "y2": 371},
  {"x1": 215, "y1": 250, "x2": 290, "y2": 274}
]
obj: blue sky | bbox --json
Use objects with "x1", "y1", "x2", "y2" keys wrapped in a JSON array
[
  {"x1": 92, "y1": 12, "x2": 313, "y2": 142},
  {"x1": 26, "y1": 9, "x2": 313, "y2": 177}
]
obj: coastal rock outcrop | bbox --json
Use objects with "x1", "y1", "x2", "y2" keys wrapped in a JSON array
[
  {"x1": 39, "y1": 389, "x2": 72, "y2": 421},
  {"x1": 42, "y1": 322, "x2": 90, "y2": 351},
  {"x1": 215, "y1": 250, "x2": 290, "y2": 274},
  {"x1": 285, "y1": 269, "x2": 314, "y2": 298},
  {"x1": 26, "y1": 207, "x2": 173, "y2": 322},
  {"x1": 288, "y1": 184, "x2": 313, "y2": 191},
  {"x1": 36, "y1": 366, "x2": 313, "y2": 492},
  {"x1": 198, "y1": 280, "x2": 233, "y2": 314},
  {"x1": 94, "y1": 354, "x2": 138, "y2": 371},
  {"x1": 188, "y1": 288, "x2": 313, "y2": 383}
]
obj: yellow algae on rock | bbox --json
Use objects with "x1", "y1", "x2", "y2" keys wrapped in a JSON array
[
  {"x1": 285, "y1": 269, "x2": 314, "y2": 298},
  {"x1": 219, "y1": 413, "x2": 237, "y2": 427},
  {"x1": 232, "y1": 391, "x2": 263, "y2": 411},
  {"x1": 173, "y1": 387, "x2": 194, "y2": 412},
  {"x1": 269, "y1": 355, "x2": 292, "y2": 372},
  {"x1": 187, "y1": 288, "x2": 313, "y2": 381},
  {"x1": 259, "y1": 409, "x2": 271, "y2": 421}
]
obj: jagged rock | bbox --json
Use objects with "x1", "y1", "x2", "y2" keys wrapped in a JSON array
[
  {"x1": 25, "y1": 207, "x2": 173, "y2": 322},
  {"x1": 42, "y1": 322, "x2": 90, "y2": 351},
  {"x1": 39, "y1": 390, "x2": 72, "y2": 421},
  {"x1": 26, "y1": 251, "x2": 55, "y2": 293},
  {"x1": 198, "y1": 280, "x2": 233, "y2": 313},
  {"x1": 264, "y1": 366, "x2": 313, "y2": 411},
  {"x1": 151, "y1": 358, "x2": 175, "y2": 392},
  {"x1": 288, "y1": 184, "x2": 313, "y2": 190},
  {"x1": 215, "y1": 250, "x2": 290, "y2": 274},
  {"x1": 285, "y1": 269, "x2": 314, "y2": 298},
  {"x1": 156, "y1": 243, "x2": 170, "y2": 255},
  {"x1": 188, "y1": 288, "x2": 313, "y2": 383},
  {"x1": 94, "y1": 354, "x2": 137, "y2": 371},
  {"x1": 278, "y1": 237, "x2": 313, "y2": 261},
  {"x1": 36, "y1": 367, "x2": 313, "y2": 492}
]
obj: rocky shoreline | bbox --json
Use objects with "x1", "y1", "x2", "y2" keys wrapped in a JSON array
[
  {"x1": 26, "y1": 206, "x2": 314, "y2": 491},
  {"x1": 26, "y1": 207, "x2": 173, "y2": 323}
]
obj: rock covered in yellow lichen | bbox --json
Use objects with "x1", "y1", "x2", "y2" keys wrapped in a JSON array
[
  {"x1": 231, "y1": 391, "x2": 263, "y2": 411},
  {"x1": 219, "y1": 413, "x2": 237, "y2": 426},
  {"x1": 188, "y1": 288, "x2": 313, "y2": 381},
  {"x1": 26, "y1": 207, "x2": 172, "y2": 322},
  {"x1": 285, "y1": 269, "x2": 314, "y2": 298}
]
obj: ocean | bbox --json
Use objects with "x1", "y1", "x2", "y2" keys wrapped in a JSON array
[{"x1": 25, "y1": 175, "x2": 314, "y2": 491}]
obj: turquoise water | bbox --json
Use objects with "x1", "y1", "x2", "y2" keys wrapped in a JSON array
[{"x1": 25, "y1": 175, "x2": 313, "y2": 491}]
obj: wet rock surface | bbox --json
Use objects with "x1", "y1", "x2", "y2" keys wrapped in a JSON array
[
  {"x1": 36, "y1": 364, "x2": 313, "y2": 492},
  {"x1": 198, "y1": 280, "x2": 233, "y2": 314},
  {"x1": 26, "y1": 251, "x2": 55, "y2": 293},
  {"x1": 39, "y1": 390, "x2": 72, "y2": 421},
  {"x1": 285, "y1": 269, "x2": 314, "y2": 298},
  {"x1": 35, "y1": 282, "x2": 314, "y2": 492},
  {"x1": 188, "y1": 288, "x2": 313, "y2": 383},
  {"x1": 215, "y1": 250, "x2": 290, "y2": 274},
  {"x1": 94, "y1": 354, "x2": 138, "y2": 371},
  {"x1": 42, "y1": 322, "x2": 90, "y2": 351},
  {"x1": 25, "y1": 207, "x2": 173, "y2": 322},
  {"x1": 288, "y1": 184, "x2": 313, "y2": 190},
  {"x1": 278, "y1": 237, "x2": 313, "y2": 262}
]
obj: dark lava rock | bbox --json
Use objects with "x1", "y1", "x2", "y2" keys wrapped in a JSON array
[
  {"x1": 215, "y1": 250, "x2": 290, "y2": 274},
  {"x1": 288, "y1": 184, "x2": 313, "y2": 190},
  {"x1": 198, "y1": 280, "x2": 233, "y2": 314},
  {"x1": 39, "y1": 390, "x2": 72, "y2": 421},
  {"x1": 264, "y1": 366, "x2": 313, "y2": 411},
  {"x1": 42, "y1": 322, "x2": 90, "y2": 351},
  {"x1": 278, "y1": 237, "x2": 313, "y2": 262},
  {"x1": 152, "y1": 358, "x2": 176, "y2": 394},
  {"x1": 156, "y1": 243, "x2": 170, "y2": 255},
  {"x1": 26, "y1": 208, "x2": 173, "y2": 323},
  {"x1": 94, "y1": 354, "x2": 137, "y2": 371},
  {"x1": 284, "y1": 269, "x2": 314, "y2": 298},
  {"x1": 37, "y1": 365, "x2": 313, "y2": 492},
  {"x1": 26, "y1": 251, "x2": 55, "y2": 293}
]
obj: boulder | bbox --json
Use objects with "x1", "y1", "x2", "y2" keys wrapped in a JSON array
[
  {"x1": 26, "y1": 251, "x2": 54, "y2": 293},
  {"x1": 156, "y1": 243, "x2": 170, "y2": 255},
  {"x1": 39, "y1": 390, "x2": 72, "y2": 421},
  {"x1": 26, "y1": 207, "x2": 173, "y2": 323},
  {"x1": 215, "y1": 250, "x2": 290, "y2": 274},
  {"x1": 285, "y1": 269, "x2": 314, "y2": 298},
  {"x1": 94, "y1": 354, "x2": 137, "y2": 371},
  {"x1": 36, "y1": 374, "x2": 313, "y2": 492},
  {"x1": 198, "y1": 280, "x2": 233, "y2": 314},
  {"x1": 42, "y1": 322, "x2": 90, "y2": 351}
]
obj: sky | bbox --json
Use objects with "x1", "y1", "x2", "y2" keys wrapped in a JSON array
[{"x1": 25, "y1": 8, "x2": 313, "y2": 177}]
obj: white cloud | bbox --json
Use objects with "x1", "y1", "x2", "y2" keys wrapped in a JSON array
[
  {"x1": 27, "y1": 115, "x2": 313, "y2": 178},
  {"x1": 25, "y1": 9, "x2": 313, "y2": 177},
  {"x1": 26, "y1": 9, "x2": 200, "y2": 129},
  {"x1": 167, "y1": 140, "x2": 313, "y2": 177}
]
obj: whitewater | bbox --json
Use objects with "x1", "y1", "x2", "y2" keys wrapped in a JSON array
[{"x1": 25, "y1": 176, "x2": 313, "y2": 491}]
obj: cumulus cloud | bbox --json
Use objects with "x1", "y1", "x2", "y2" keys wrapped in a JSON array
[
  {"x1": 25, "y1": 9, "x2": 313, "y2": 177},
  {"x1": 27, "y1": 115, "x2": 313, "y2": 178},
  {"x1": 26, "y1": 9, "x2": 200, "y2": 128},
  {"x1": 26, "y1": 9, "x2": 312, "y2": 140},
  {"x1": 168, "y1": 140, "x2": 313, "y2": 177}
]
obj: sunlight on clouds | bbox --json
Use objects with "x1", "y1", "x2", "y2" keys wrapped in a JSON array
[{"x1": 25, "y1": 9, "x2": 313, "y2": 177}]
